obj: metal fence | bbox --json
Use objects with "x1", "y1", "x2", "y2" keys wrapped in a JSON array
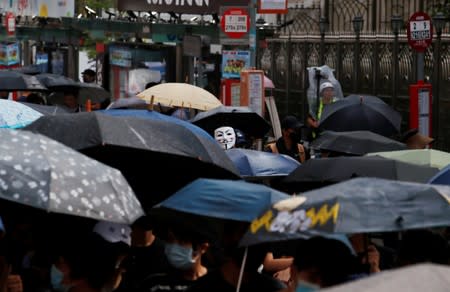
[{"x1": 258, "y1": 0, "x2": 450, "y2": 150}]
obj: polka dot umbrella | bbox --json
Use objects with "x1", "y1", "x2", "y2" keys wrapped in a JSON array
[{"x1": 0, "y1": 129, "x2": 144, "y2": 224}]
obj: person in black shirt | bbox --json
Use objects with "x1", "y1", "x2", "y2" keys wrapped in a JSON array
[{"x1": 266, "y1": 116, "x2": 306, "y2": 163}]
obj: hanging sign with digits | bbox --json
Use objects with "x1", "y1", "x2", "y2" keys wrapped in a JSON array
[
  {"x1": 407, "y1": 11, "x2": 433, "y2": 52},
  {"x1": 221, "y1": 7, "x2": 250, "y2": 39}
]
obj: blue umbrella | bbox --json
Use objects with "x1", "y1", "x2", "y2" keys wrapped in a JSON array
[
  {"x1": 155, "y1": 178, "x2": 290, "y2": 222},
  {"x1": 99, "y1": 109, "x2": 214, "y2": 140},
  {"x1": 428, "y1": 164, "x2": 450, "y2": 185},
  {"x1": 0, "y1": 99, "x2": 43, "y2": 129},
  {"x1": 226, "y1": 148, "x2": 300, "y2": 178}
]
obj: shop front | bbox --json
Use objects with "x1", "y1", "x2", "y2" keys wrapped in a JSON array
[{"x1": 107, "y1": 43, "x2": 176, "y2": 99}]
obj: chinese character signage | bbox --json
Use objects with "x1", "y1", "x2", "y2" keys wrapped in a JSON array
[{"x1": 118, "y1": 0, "x2": 249, "y2": 14}]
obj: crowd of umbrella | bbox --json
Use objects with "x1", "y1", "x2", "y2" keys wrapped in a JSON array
[{"x1": 0, "y1": 67, "x2": 449, "y2": 290}]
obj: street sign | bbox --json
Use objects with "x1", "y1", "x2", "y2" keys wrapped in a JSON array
[
  {"x1": 221, "y1": 7, "x2": 250, "y2": 39},
  {"x1": 407, "y1": 11, "x2": 433, "y2": 52},
  {"x1": 5, "y1": 12, "x2": 15, "y2": 36}
]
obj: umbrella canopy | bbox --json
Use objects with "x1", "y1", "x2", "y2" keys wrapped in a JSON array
[
  {"x1": 77, "y1": 83, "x2": 111, "y2": 104},
  {"x1": 19, "y1": 102, "x2": 71, "y2": 115},
  {"x1": 319, "y1": 95, "x2": 402, "y2": 137},
  {"x1": 137, "y1": 82, "x2": 222, "y2": 111},
  {"x1": 0, "y1": 99, "x2": 43, "y2": 128},
  {"x1": 106, "y1": 96, "x2": 147, "y2": 109},
  {"x1": 37, "y1": 73, "x2": 111, "y2": 105},
  {"x1": 155, "y1": 178, "x2": 290, "y2": 222},
  {"x1": 322, "y1": 264, "x2": 450, "y2": 292},
  {"x1": 23, "y1": 112, "x2": 239, "y2": 208},
  {"x1": 282, "y1": 156, "x2": 439, "y2": 192},
  {"x1": 367, "y1": 149, "x2": 450, "y2": 170},
  {"x1": 0, "y1": 129, "x2": 144, "y2": 224},
  {"x1": 311, "y1": 131, "x2": 407, "y2": 156},
  {"x1": 264, "y1": 75, "x2": 275, "y2": 89},
  {"x1": 226, "y1": 148, "x2": 300, "y2": 178},
  {"x1": 241, "y1": 177, "x2": 450, "y2": 245},
  {"x1": 428, "y1": 164, "x2": 450, "y2": 185},
  {"x1": 0, "y1": 70, "x2": 47, "y2": 91},
  {"x1": 12, "y1": 64, "x2": 42, "y2": 75},
  {"x1": 35, "y1": 73, "x2": 78, "y2": 89},
  {"x1": 190, "y1": 105, "x2": 271, "y2": 138}
]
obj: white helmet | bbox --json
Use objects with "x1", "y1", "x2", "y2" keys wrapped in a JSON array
[{"x1": 319, "y1": 82, "x2": 334, "y2": 93}]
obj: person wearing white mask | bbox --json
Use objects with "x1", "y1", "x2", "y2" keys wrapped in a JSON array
[{"x1": 214, "y1": 126, "x2": 237, "y2": 150}]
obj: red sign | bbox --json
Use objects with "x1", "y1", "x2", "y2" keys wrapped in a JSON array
[
  {"x1": 220, "y1": 8, "x2": 250, "y2": 39},
  {"x1": 5, "y1": 12, "x2": 15, "y2": 36},
  {"x1": 407, "y1": 11, "x2": 433, "y2": 52}
]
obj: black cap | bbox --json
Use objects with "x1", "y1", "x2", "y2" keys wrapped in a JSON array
[
  {"x1": 81, "y1": 69, "x2": 96, "y2": 76},
  {"x1": 281, "y1": 115, "x2": 303, "y2": 130}
]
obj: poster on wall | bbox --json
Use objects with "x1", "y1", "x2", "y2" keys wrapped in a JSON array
[
  {"x1": 222, "y1": 50, "x2": 250, "y2": 79},
  {"x1": 0, "y1": 42, "x2": 20, "y2": 66},
  {"x1": 110, "y1": 47, "x2": 132, "y2": 68},
  {"x1": 36, "y1": 51, "x2": 49, "y2": 73},
  {"x1": 0, "y1": 0, "x2": 74, "y2": 17}
]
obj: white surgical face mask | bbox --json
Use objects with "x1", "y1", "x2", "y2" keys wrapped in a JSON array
[
  {"x1": 214, "y1": 126, "x2": 236, "y2": 150},
  {"x1": 164, "y1": 243, "x2": 195, "y2": 270}
]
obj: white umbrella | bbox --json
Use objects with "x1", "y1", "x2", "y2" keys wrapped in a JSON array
[{"x1": 137, "y1": 82, "x2": 222, "y2": 111}]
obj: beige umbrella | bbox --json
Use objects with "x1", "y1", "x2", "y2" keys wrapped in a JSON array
[
  {"x1": 366, "y1": 149, "x2": 450, "y2": 170},
  {"x1": 137, "y1": 82, "x2": 222, "y2": 111}
]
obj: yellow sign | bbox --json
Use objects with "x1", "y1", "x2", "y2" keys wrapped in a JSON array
[{"x1": 250, "y1": 202, "x2": 340, "y2": 234}]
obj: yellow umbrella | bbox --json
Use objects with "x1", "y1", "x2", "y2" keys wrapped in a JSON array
[
  {"x1": 366, "y1": 149, "x2": 450, "y2": 170},
  {"x1": 137, "y1": 82, "x2": 222, "y2": 111}
]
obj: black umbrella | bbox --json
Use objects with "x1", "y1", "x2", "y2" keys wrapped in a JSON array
[
  {"x1": 319, "y1": 95, "x2": 402, "y2": 137},
  {"x1": 19, "y1": 102, "x2": 71, "y2": 115},
  {"x1": 282, "y1": 156, "x2": 440, "y2": 192},
  {"x1": 0, "y1": 70, "x2": 47, "y2": 91},
  {"x1": 36, "y1": 74, "x2": 110, "y2": 105},
  {"x1": 311, "y1": 130, "x2": 407, "y2": 156},
  {"x1": 12, "y1": 64, "x2": 42, "y2": 75},
  {"x1": 0, "y1": 129, "x2": 144, "y2": 224},
  {"x1": 23, "y1": 112, "x2": 239, "y2": 209},
  {"x1": 241, "y1": 177, "x2": 450, "y2": 245},
  {"x1": 191, "y1": 106, "x2": 271, "y2": 138}
]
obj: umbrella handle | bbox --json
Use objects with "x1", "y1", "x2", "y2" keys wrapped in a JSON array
[
  {"x1": 86, "y1": 99, "x2": 92, "y2": 112},
  {"x1": 236, "y1": 247, "x2": 248, "y2": 292},
  {"x1": 148, "y1": 95, "x2": 155, "y2": 111}
]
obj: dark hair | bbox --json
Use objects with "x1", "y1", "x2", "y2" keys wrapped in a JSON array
[
  {"x1": 57, "y1": 233, "x2": 117, "y2": 289},
  {"x1": 26, "y1": 93, "x2": 46, "y2": 105},
  {"x1": 145, "y1": 82, "x2": 160, "y2": 89},
  {"x1": 397, "y1": 230, "x2": 449, "y2": 266},
  {"x1": 294, "y1": 237, "x2": 356, "y2": 287}
]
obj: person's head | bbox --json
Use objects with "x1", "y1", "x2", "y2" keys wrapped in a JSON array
[
  {"x1": 214, "y1": 126, "x2": 236, "y2": 150},
  {"x1": 319, "y1": 82, "x2": 335, "y2": 105},
  {"x1": 81, "y1": 69, "x2": 96, "y2": 83},
  {"x1": 26, "y1": 93, "x2": 45, "y2": 105},
  {"x1": 63, "y1": 92, "x2": 78, "y2": 109},
  {"x1": 163, "y1": 226, "x2": 209, "y2": 271},
  {"x1": 397, "y1": 229, "x2": 449, "y2": 266},
  {"x1": 51, "y1": 233, "x2": 118, "y2": 291},
  {"x1": 145, "y1": 82, "x2": 160, "y2": 89},
  {"x1": 234, "y1": 128, "x2": 249, "y2": 148},
  {"x1": 281, "y1": 115, "x2": 302, "y2": 143},
  {"x1": 292, "y1": 237, "x2": 356, "y2": 288},
  {"x1": 401, "y1": 128, "x2": 434, "y2": 149},
  {"x1": 0, "y1": 91, "x2": 9, "y2": 99},
  {"x1": 131, "y1": 216, "x2": 155, "y2": 247}
]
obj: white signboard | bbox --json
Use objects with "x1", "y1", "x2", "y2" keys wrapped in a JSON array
[
  {"x1": 224, "y1": 14, "x2": 248, "y2": 33},
  {"x1": 260, "y1": 0, "x2": 286, "y2": 10},
  {"x1": 409, "y1": 20, "x2": 431, "y2": 40}
]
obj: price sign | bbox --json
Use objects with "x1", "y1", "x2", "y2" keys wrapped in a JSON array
[
  {"x1": 221, "y1": 8, "x2": 250, "y2": 39},
  {"x1": 407, "y1": 11, "x2": 433, "y2": 52}
]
